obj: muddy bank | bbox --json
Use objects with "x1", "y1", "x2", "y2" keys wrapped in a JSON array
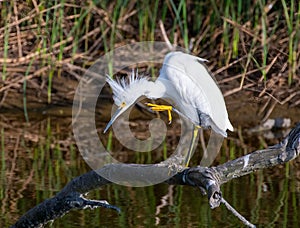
[
  {"x1": 1, "y1": 86, "x2": 299, "y2": 131},
  {"x1": 1, "y1": 1, "x2": 299, "y2": 116}
]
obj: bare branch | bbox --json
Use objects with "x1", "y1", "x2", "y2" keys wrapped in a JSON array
[{"x1": 11, "y1": 123, "x2": 300, "y2": 228}]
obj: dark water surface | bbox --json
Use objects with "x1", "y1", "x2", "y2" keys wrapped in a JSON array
[{"x1": 1, "y1": 105, "x2": 300, "y2": 227}]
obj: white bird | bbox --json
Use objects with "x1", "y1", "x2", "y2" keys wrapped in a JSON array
[{"x1": 104, "y1": 51, "x2": 233, "y2": 166}]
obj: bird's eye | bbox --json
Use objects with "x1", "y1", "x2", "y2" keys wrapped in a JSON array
[{"x1": 120, "y1": 102, "x2": 126, "y2": 107}]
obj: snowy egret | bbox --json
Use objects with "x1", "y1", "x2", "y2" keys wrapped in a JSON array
[{"x1": 104, "y1": 51, "x2": 233, "y2": 167}]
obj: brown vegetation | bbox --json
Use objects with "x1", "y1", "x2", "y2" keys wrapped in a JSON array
[{"x1": 0, "y1": 1, "x2": 299, "y2": 112}]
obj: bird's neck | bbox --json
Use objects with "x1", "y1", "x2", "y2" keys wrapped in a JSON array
[{"x1": 144, "y1": 79, "x2": 167, "y2": 99}]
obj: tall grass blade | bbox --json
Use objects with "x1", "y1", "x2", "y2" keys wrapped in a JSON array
[{"x1": 2, "y1": 2, "x2": 11, "y2": 81}]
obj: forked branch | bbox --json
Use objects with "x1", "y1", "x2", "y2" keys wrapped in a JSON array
[{"x1": 12, "y1": 123, "x2": 300, "y2": 228}]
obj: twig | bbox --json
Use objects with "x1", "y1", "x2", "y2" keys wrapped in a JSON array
[
  {"x1": 10, "y1": 123, "x2": 300, "y2": 227},
  {"x1": 220, "y1": 197, "x2": 256, "y2": 228},
  {"x1": 159, "y1": 20, "x2": 173, "y2": 51},
  {"x1": 13, "y1": 0, "x2": 23, "y2": 58}
]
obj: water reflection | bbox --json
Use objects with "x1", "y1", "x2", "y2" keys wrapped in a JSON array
[{"x1": 0, "y1": 111, "x2": 299, "y2": 227}]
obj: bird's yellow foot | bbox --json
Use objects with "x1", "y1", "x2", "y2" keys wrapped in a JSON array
[{"x1": 146, "y1": 103, "x2": 173, "y2": 124}]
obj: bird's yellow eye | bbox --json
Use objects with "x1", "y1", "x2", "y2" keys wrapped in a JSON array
[{"x1": 120, "y1": 102, "x2": 126, "y2": 107}]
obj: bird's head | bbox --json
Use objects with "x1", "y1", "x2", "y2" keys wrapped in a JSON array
[{"x1": 104, "y1": 71, "x2": 153, "y2": 133}]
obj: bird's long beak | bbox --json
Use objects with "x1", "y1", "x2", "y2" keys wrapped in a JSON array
[{"x1": 103, "y1": 107, "x2": 123, "y2": 133}]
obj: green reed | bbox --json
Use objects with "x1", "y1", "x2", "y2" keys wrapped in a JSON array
[
  {"x1": 259, "y1": 0, "x2": 268, "y2": 81},
  {"x1": 168, "y1": 0, "x2": 189, "y2": 50},
  {"x1": 1, "y1": 1, "x2": 11, "y2": 81},
  {"x1": 281, "y1": 0, "x2": 298, "y2": 85},
  {"x1": 1, "y1": 128, "x2": 4, "y2": 172},
  {"x1": 0, "y1": 0, "x2": 298, "y2": 112},
  {"x1": 138, "y1": 0, "x2": 159, "y2": 41},
  {"x1": 23, "y1": 58, "x2": 35, "y2": 122}
]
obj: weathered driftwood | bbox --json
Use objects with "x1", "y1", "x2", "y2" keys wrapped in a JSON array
[{"x1": 12, "y1": 123, "x2": 300, "y2": 228}]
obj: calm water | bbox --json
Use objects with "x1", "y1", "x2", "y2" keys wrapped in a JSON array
[{"x1": 1, "y1": 109, "x2": 300, "y2": 227}]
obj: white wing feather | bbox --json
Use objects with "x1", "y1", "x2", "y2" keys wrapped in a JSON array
[{"x1": 159, "y1": 52, "x2": 233, "y2": 135}]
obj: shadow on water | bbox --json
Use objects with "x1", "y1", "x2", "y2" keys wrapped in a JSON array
[{"x1": 0, "y1": 101, "x2": 300, "y2": 227}]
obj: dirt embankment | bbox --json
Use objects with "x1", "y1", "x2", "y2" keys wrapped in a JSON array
[{"x1": 0, "y1": 1, "x2": 299, "y2": 119}]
